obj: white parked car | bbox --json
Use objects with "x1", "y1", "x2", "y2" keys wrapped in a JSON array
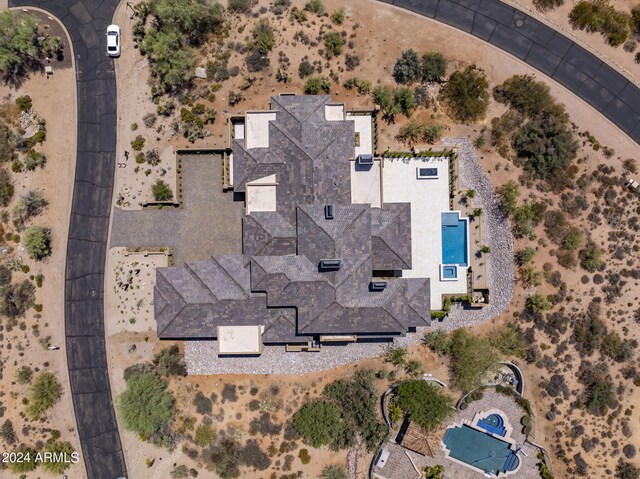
[{"x1": 106, "y1": 24, "x2": 121, "y2": 57}]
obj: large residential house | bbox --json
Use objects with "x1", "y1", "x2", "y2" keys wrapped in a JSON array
[{"x1": 154, "y1": 95, "x2": 470, "y2": 355}]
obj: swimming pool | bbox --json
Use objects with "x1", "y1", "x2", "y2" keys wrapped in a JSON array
[
  {"x1": 443, "y1": 425, "x2": 519, "y2": 475},
  {"x1": 441, "y1": 212, "x2": 468, "y2": 267}
]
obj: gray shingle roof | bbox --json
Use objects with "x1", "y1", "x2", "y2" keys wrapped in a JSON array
[{"x1": 155, "y1": 95, "x2": 431, "y2": 343}]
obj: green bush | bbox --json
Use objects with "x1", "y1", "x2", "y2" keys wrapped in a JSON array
[
  {"x1": 41, "y1": 441, "x2": 75, "y2": 474},
  {"x1": 23, "y1": 225, "x2": 51, "y2": 260},
  {"x1": 292, "y1": 400, "x2": 343, "y2": 448},
  {"x1": 393, "y1": 86, "x2": 415, "y2": 116},
  {"x1": 449, "y1": 328, "x2": 499, "y2": 391},
  {"x1": 525, "y1": 293, "x2": 551, "y2": 314},
  {"x1": 298, "y1": 448, "x2": 311, "y2": 464},
  {"x1": 321, "y1": 464, "x2": 348, "y2": 479},
  {"x1": 330, "y1": 8, "x2": 345, "y2": 25},
  {"x1": 13, "y1": 190, "x2": 47, "y2": 227},
  {"x1": 393, "y1": 49, "x2": 422, "y2": 84},
  {"x1": 304, "y1": 76, "x2": 331, "y2": 95},
  {"x1": 440, "y1": 65, "x2": 489, "y2": 123},
  {"x1": 195, "y1": 423, "x2": 215, "y2": 446},
  {"x1": 570, "y1": 0, "x2": 630, "y2": 46},
  {"x1": 373, "y1": 85, "x2": 400, "y2": 120},
  {"x1": 579, "y1": 243, "x2": 604, "y2": 272},
  {"x1": 118, "y1": 372, "x2": 175, "y2": 437},
  {"x1": 7, "y1": 446, "x2": 37, "y2": 473},
  {"x1": 26, "y1": 372, "x2": 62, "y2": 420},
  {"x1": 151, "y1": 179, "x2": 173, "y2": 201},
  {"x1": 152, "y1": 345, "x2": 186, "y2": 376},
  {"x1": 251, "y1": 18, "x2": 275, "y2": 54},
  {"x1": 131, "y1": 135, "x2": 145, "y2": 151},
  {"x1": 0, "y1": 169, "x2": 14, "y2": 207},
  {"x1": 423, "y1": 330, "x2": 451, "y2": 356},
  {"x1": 228, "y1": 0, "x2": 254, "y2": 13},
  {"x1": 298, "y1": 60, "x2": 314, "y2": 78},
  {"x1": 395, "y1": 380, "x2": 453, "y2": 432},
  {"x1": 304, "y1": 0, "x2": 325, "y2": 14},
  {"x1": 383, "y1": 345, "x2": 407, "y2": 367},
  {"x1": 15, "y1": 95, "x2": 32, "y2": 111},
  {"x1": 324, "y1": 32, "x2": 345, "y2": 59},
  {"x1": 421, "y1": 52, "x2": 447, "y2": 82},
  {"x1": 0, "y1": 279, "x2": 35, "y2": 318},
  {"x1": 492, "y1": 324, "x2": 525, "y2": 357}
]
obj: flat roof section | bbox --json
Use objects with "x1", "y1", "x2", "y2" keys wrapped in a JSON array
[
  {"x1": 245, "y1": 112, "x2": 277, "y2": 149},
  {"x1": 348, "y1": 113, "x2": 373, "y2": 157},
  {"x1": 325, "y1": 104, "x2": 345, "y2": 121},
  {"x1": 246, "y1": 174, "x2": 277, "y2": 214},
  {"x1": 382, "y1": 156, "x2": 467, "y2": 309},
  {"x1": 350, "y1": 158, "x2": 382, "y2": 208},
  {"x1": 217, "y1": 325, "x2": 264, "y2": 355}
]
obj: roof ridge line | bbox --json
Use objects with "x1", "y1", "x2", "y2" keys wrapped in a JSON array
[
  {"x1": 183, "y1": 262, "x2": 219, "y2": 302},
  {"x1": 158, "y1": 303, "x2": 187, "y2": 337},
  {"x1": 212, "y1": 256, "x2": 249, "y2": 298},
  {"x1": 311, "y1": 121, "x2": 352, "y2": 162},
  {"x1": 376, "y1": 234, "x2": 411, "y2": 270},
  {"x1": 382, "y1": 282, "x2": 411, "y2": 329}
]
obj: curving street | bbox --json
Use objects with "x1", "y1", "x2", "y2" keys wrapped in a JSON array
[
  {"x1": 380, "y1": 0, "x2": 640, "y2": 144},
  {"x1": 8, "y1": 0, "x2": 126, "y2": 478},
  {"x1": 5, "y1": 0, "x2": 640, "y2": 478}
]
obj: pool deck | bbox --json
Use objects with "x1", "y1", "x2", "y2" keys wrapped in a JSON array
[
  {"x1": 382, "y1": 156, "x2": 467, "y2": 309},
  {"x1": 374, "y1": 391, "x2": 542, "y2": 479}
]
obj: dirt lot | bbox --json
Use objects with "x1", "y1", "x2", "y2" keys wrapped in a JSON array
[
  {"x1": 0, "y1": 25, "x2": 85, "y2": 479},
  {"x1": 104, "y1": 0, "x2": 640, "y2": 478}
]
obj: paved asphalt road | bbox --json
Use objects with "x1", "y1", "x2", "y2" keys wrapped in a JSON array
[
  {"x1": 381, "y1": 0, "x2": 640, "y2": 144},
  {"x1": 8, "y1": 1, "x2": 127, "y2": 478}
]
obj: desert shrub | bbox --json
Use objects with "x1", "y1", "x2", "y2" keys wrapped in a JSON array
[
  {"x1": 143, "y1": 113, "x2": 157, "y2": 128},
  {"x1": 118, "y1": 372, "x2": 174, "y2": 437},
  {"x1": 345, "y1": 53, "x2": 360, "y2": 71},
  {"x1": 304, "y1": 76, "x2": 330, "y2": 95},
  {"x1": 40, "y1": 441, "x2": 75, "y2": 474},
  {"x1": 0, "y1": 169, "x2": 14, "y2": 207},
  {"x1": 321, "y1": 464, "x2": 348, "y2": 479},
  {"x1": 251, "y1": 18, "x2": 275, "y2": 54},
  {"x1": 292, "y1": 400, "x2": 344, "y2": 448},
  {"x1": 193, "y1": 391, "x2": 213, "y2": 415},
  {"x1": 579, "y1": 243, "x2": 604, "y2": 272},
  {"x1": 413, "y1": 86, "x2": 430, "y2": 107},
  {"x1": 393, "y1": 86, "x2": 415, "y2": 116},
  {"x1": 497, "y1": 180, "x2": 520, "y2": 215},
  {"x1": 16, "y1": 365, "x2": 33, "y2": 384},
  {"x1": 525, "y1": 293, "x2": 551, "y2": 314},
  {"x1": 423, "y1": 330, "x2": 451, "y2": 356},
  {"x1": 141, "y1": 0, "x2": 224, "y2": 91},
  {"x1": 228, "y1": 0, "x2": 254, "y2": 13},
  {"x1": 393, "y1": 49, "x2": 422, "y2": 84},
  {"x1": 203, "y1": 438, "x2": 241, "y2": 478},
  {"x1": 492, "y1": 324, "x2": 526, "y2": 357},
  {"x1": 405, "y1": 360, "x2": 424, "y2": 378},
  {"x1": 423, "y1": 465, "x2": 445, "y2": 479},
  {"x1": 170, "y1": 465, "x2": 190, "y2": 479},
  {"x1": 421, "y1": 52, "x2": 447, "y2": 82},
  {"x1": 512, "y1": 202, "x2": 547, "y2": 238},
  {"x1": 249, "y1": 412, "x2": 282, "y2": 436},
  {"x1": 601, "y1": 332, "x2": 633, "y2": 362},
  {"x1": 152, "y1": 345, "x2": 187, "y2": 376},
  {"x1": 322, "y1": 370, "x2": 386, "y2": 450},
  {"x1": 228, "y1": 90, "x2": 244, "y2": 106},
  {"x1": 152, "y1": 179, "x2": 173, "y2": 201},
  {"x1": 22, "y1": 225, "x2": 51, "y2": 259},
  {"x1": 195, "y1": 423, "x2": 215, "y2": 446},
  {"x1": 324, "y1": 32, "x2": 345, "y2": 59},
  {"x1": 0, "y1": 419, "x2": 17, "y2": 445},
  {"x1": 373, "y1": 85, "x2": 399, "y2": 120},
  {"x1": 330, "y1": 8, "x2": 345, "y2": 24},
  {"x1": 290, "y1": 7, "x2": 308, "y2": 23},
  {"x1": 298, "y1": 60, "x2": 314, "y2": 78},
  {"x1": 241, "y1": 439, "x2": 271, "y2": 470},
  {"x1": 570, "y1": 0, "x2": 630, "y2": 46},
  {"x1": 542, "y1": 374, "x2": 569, "y2": 399},
  {"x1": 449, "y1": 328, "x2": 499, "y2": 391},
  {"x1": 395, "y1": 380, "x2": 453, "y2": 432},
  {"x1": 440, "y1": 65, "x2": 489, "y2": 123},
  {"x1": 0, "y1": 265, "x2": 12, "y2": 286},
  {"x1": 616, "y1": 459, "x2": 640, "y2": 479},
  {"x1": 383, "y1": 345, "x2": 407, "y2": 367},
  {"x1": 131, "y1": 135, "x2": 145, "y2": 151},
  {"x1": 304, "y1": 0, "x2": 325, "y2": 14},
  {"x1": 298, "y1": 448, "x2": 311, "y2": 464},
  {"x1": 534, "y1": 0, "x2": 563, "y2": 10},
  {"x1": 221, "y1": 384, "x2": 238, "y2": 402},
  {"x1": 396, "y1": 120, "x2": 443, "y2": 145},
  {"x1": 13, "y1": 190, "x2": 47, "y2": 228},
  {"x1": 623, "y1": 445, "x2": 637, "y2": 459},
  {"x1": 0, "y1": 279, "x2": 35, "y2": 318},
  {"x1": 15, "y1": 95, "x2": 32, "y2": 111},
  {"x1": 26, "y1": 372, "x2": 62, "y2": 420},
  {"x1": 245, "y1": 50, "x2": 269, "y2": 72},
  {"x1": 23, "y1": 149, "x2": 45, "y2": 171}
]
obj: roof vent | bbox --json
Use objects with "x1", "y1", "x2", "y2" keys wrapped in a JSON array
[
  {"x1": 319, "y1": 259, "x2": 341, "y2": 271},
  {"x1": 324, "y1": 204, "x2": 334, "y2": 220},
  {"x1": 357, "y1": 154, "x2": 374, "y2": 165},
  {"x1": 370, "y1": 281, "x2": 387, "y2": 291}
]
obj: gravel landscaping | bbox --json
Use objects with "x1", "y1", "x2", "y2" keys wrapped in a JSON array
[{"x1": 186, "y1": 138, "x2": 515, "y2": 375}]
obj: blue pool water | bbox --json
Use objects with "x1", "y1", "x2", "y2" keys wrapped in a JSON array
[
  {"x1": 441, "y1": 212, "x2": 468, "y2": 267},
  {"x1": 443, "y1": 425, "x2": 519, "y2": 475},
  {"x1": 478, "y1": 413, "x2": 507, "y2": 437},
  {"x1": 442, "y1": 265, "x2": 458, "y2": 279}
]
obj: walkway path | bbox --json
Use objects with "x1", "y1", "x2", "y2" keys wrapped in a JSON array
[
  {"x1": 380, "y1": 0, "x2": 640, "y2": 144},
  {"x1": 8, "y1": 1, "x2": 126, "y2": 478}
]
